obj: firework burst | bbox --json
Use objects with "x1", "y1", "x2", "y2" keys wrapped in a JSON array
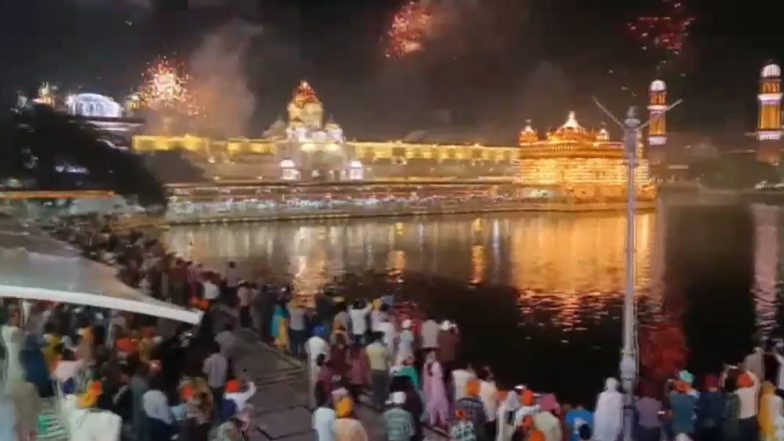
[
  {"x1": 138, "y1": 58, "x2": 202, "y2": 116},
  {"x1": 384, "y1": 0, "x2": 433, "y2": 60},
  {"x1": 626, "y1": 0, "x2": 695, "y2": 60}
]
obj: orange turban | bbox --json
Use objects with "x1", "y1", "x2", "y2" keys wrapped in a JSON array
[
  {"x1": 181, "y1": 384, "x2": 195, "y2": 401},
  {"x1": 226, "y1": 380, "x2": 241, "y2": 393},
  {"x1": 529, "y1": 430, "x2": 546, "y2": 441},
  {"x1": 521, "y1": 390, "x2": 536, "y2": 406},
  {"x1": 465, "y1": 379, "x2": 481, "y2": 397},
  {"x1": 738, "y1": 373, "x2": 755, "y2": 389},
  {"x1": 336, "y1": 397, "x2": 355, "y2": 418}
]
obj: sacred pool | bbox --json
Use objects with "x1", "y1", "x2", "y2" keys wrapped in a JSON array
[{"x1": 164, "y1": 202, "x2": 778, "y2": 405}]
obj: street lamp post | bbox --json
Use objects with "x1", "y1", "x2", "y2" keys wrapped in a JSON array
[
  {"x1": 620, "y1": 107, "x2": 641, "y2": 441},
  {"x1": 593, "y1": 98, "x2": 682, "y2": 441}
]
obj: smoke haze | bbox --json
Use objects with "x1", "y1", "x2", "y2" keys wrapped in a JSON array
[{"x1": 190, "y1": 20, "x2": 262, "y2": 138}]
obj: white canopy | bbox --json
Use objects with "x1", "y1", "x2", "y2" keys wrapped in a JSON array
[{"x1": 0, "y1": 219, "x2": 202, "y2": 324}]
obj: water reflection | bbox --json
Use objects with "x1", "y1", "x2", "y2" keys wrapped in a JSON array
[{"x1": 164, "y1": 206, "x2": 781, "y2": 402}]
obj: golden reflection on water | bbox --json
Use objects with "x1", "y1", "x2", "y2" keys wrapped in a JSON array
[{"x1": 164, "y1": 213, "x2": 657, "y2": 312}]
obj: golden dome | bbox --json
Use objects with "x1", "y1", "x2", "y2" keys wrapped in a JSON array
[
  {"x1": 547, "y1": 111, "x2": 594, "y2": 143},
  {"x1": 292, "y1": 80, "x2": 321, "y2": 108},
  {"x1": 518, "y1": 119, "x2": 539, "y2": 145}
]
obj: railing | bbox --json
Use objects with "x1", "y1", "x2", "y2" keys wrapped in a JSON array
[{"x1": 165, "y1": 199, "x2": 655, "y2": 224}]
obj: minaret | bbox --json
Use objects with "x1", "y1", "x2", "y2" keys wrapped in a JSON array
[
  {"x1": 647, "y1": 80, "x2": 667, "y2": 166},
  {"x1": 757, "y1": 62, "x2": 783, "y2": 164}
]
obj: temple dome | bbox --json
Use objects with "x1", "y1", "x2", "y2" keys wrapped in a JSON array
[
  {"x1": 518, "y1": 119, "x2": 539, "y2": 145},
  {"x1": 649, "y1": 80, "x2": 666, "y2": 92},
  {"x1": 762, "y1": 63, "x2": 781, "y2": 79}
]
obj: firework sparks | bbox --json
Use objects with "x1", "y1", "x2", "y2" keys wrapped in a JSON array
[
  {"x1": 626, "y1": 0, "x2": 695, "y2": 60},
  {"x1": 138, "y1": 58, "x2": 201, "y2": 116},
  {"x1": 385, "y1": 0, "x2": 433, "y2": 60}
]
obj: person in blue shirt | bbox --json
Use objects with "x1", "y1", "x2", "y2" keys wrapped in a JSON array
[
  {"x1": 565, "y1": 402, "x2": 594, "y2": 441},
  {"x1": 670, "y1": 380, "x2": 698, "y2": 437}
]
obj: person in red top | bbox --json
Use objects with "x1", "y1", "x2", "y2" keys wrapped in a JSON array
[{"x1": 346, "y1": 344, "x2": 370, "y2": 401}]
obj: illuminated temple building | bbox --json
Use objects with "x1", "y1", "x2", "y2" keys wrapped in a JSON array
[{"x1": 517, "y1": 113, "x2": 654, "y2": 201}]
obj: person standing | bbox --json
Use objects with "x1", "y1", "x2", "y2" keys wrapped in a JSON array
[
  {"x1": 271, "y1": 303, "x2": 290, "y2": 352},
  {"x1": 366, "y1": 332, "x2": 392, "y2": 410},
  {"x1": 758, "y1": 381, "x2": 782, "y2": 441},
  {"x1": 632, "y1": 383, "x2": 659, "y2": 441},
  {"x1": 452, "y1": 362, "x2": 477, "y2": 402},
  {"x1": 288, "y1": 300, "x2": 307, "y2": 358},
  {"x1": 736, "y1": 371, "x2": 761, "y2": 441},
  {"x1": 143, "y1": 376, "x2": 174, "y2": 441},
  {"x1": 224, "y1": 261, "x2": 241, "y2": 298},
  {"x1": 130, "y1": 362, "x2": 151, "y2": 441},
  {"x1": 370, "y1": 301, "x2": 388, "y2": 333},
  {"x1": 437, "y1": 321, "x2": 460, "y2": 374},
  {"x1": 378, "y1": 315, "x2": 397, "y2": 357},
  {"x1": 203, "y1": 343, "x2": 228, "y2": 419},
  {"x1": 348, "y1": 300, "x2": 372, "y2": 346},
  {"x1": 315, "y1": 292, "x2": 336, "y2": 332},
  {"x1": 237, "y1": 282, "x2": 253, "y2": 329},
  {"x1": 669, "y1": 380, "x2": 697, "y2": 438},
  {"x1": 593, "y1": 378, "x2": 622, "y2": 441},
  {"x1": 423, "y1": 350, "x2": 450, "y2": 428},
  {"x1": 564, "y1": 397, "x2": 596, "y2": 441},
  {"x1": 421, "y1": 317, "x2": 439, "y2": 352},
  {"x1": 456, "y1": 379, "x2": 488, "y2": 441},
  {"x1": 744, "y1": 347, "x2": 765, "y2": 382},
  {"x1": 496, "y1": 391, "x2": 520, "y2": 441},
  {"x1": 307, "y1": 327, "x2": 331, "y2": 407},
  {"x1": 384, "y1": 391, "x2": 416, "y2": 441},
  {"x1": 313, "y1": 387, "x2": 336, "y2": 441},
  {"x1": 347, "y1": 344, "x2": 370, "y2": 402},
  {"x1": 478, "y1": 367, "x2": 499, "y2": 441},
  {"x1": 696, "y1": 375, "x2": 724, "y2": 441},
  {"x1": 334, "y1": 398, "x2": 369, "y2": 441},
  {"x1": 396, "y1": 320, "x2": 415, "y2": 367},
  {"x1": 451, "y1": 409, "x2": 479, "y2": 441}
]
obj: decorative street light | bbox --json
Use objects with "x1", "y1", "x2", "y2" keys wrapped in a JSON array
[{"x1": 594, "y1": 99, "x2": 682, "y2": 441}]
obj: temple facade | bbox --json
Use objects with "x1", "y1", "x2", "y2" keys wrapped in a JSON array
[
  {"x1": 517, "y1": 112, "x2": 655, "y2": 202},
  {"x1": 132, "y1": 81, "x2": 520, "y2": 182},
  {"x1": 132, "y1": 81, "x2": 655, "y2": 202}
]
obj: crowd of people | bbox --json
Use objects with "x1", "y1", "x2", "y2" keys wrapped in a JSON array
[
  {"x1": 6, "y1": 217, "x2": 784, "y2": 441},
  {"x1": 1, "y1": 219, "x2": 258, "y2": 441}
]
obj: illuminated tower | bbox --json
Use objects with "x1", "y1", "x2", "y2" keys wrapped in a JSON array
[
  {"x1": 647, "y1": 80, "x2": 667, "y2": 166},
  {"x1": 756, "y1": 62, "x2": 783, "y2": 164}
]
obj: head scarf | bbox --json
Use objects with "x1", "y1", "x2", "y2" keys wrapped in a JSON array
[
  {"x1": 679, "y1": 370, "x2": 695, "y2": 385},
  {"x1": 226, "y1": 380, "x2": 241, "y2": 393},
  {"x1": 466, "y1": 379, "x2": 480, "y2": 398},
  {"x1": 738, "y1": 372, "x2": 755, "y2": 389},
  {"x1": 539, "y1": 394, "x2": 560, "y2": 414},
  {"x1": 336, "y1": 397, "x2": 354, "y2": 418},
  {"x1": 704, "y1": 374, "x2": 720, "y2": 390},
  {"x1": 78, "y1": 381, "x2": 103, "y2": 409},
  {"x1": 521, "y1": 390, "x2": 536, "y2": 406}
]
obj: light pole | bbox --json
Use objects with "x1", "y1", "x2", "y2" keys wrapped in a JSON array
[
  {"x1": 593, "y1": 99, "x2": 682, "y2": 441},
  {"x1": 619, "y1": 107, "x2": 641, "y2": 441}
]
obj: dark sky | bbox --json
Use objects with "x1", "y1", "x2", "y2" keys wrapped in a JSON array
[{"x1": 0, "y1": 0, "x2": 781, "y2": 142}]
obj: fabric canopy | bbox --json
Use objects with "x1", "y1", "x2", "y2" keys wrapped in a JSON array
[{"x1": 0, "y1": 221, "x2": 202, "y2": 324}]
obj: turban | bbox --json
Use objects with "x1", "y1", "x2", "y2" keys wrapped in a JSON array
[
  {"x1": 226, "y1": 380, "x2": 241, "y2": 393},
  {"x1": 521, "y1": 390, "x2": 536, "y2": 406},
  {"x1": 529, "y1": 430, "x2": 546, "y2": 441},
  {"x1": 465, "y1": 379, "x2": 481, "y2": 397},
  {"x1": 336, "y1": 397, "x2": 355, "y2": 418}
]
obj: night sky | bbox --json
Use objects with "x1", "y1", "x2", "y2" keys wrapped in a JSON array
[{"x1": 0, "y1": 0, "x2": 781, "y2": 143}]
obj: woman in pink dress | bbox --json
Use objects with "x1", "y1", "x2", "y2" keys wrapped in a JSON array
[{"x1": 423, "y1": 350, "x2": 450, "y2": 428}]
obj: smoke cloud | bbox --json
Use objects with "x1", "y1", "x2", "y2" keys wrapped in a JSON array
[{"x1": 190, "y1": 20, "x2": 262, "y2": 138}]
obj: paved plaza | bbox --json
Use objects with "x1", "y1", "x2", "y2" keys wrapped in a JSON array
[{"x1": 234, "y1": 330, "x2": 447, "y2": 441}]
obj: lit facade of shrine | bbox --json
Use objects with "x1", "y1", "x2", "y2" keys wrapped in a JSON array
[{"x1": 517, "y1": 112, "x2": 655, "y2": 201}]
